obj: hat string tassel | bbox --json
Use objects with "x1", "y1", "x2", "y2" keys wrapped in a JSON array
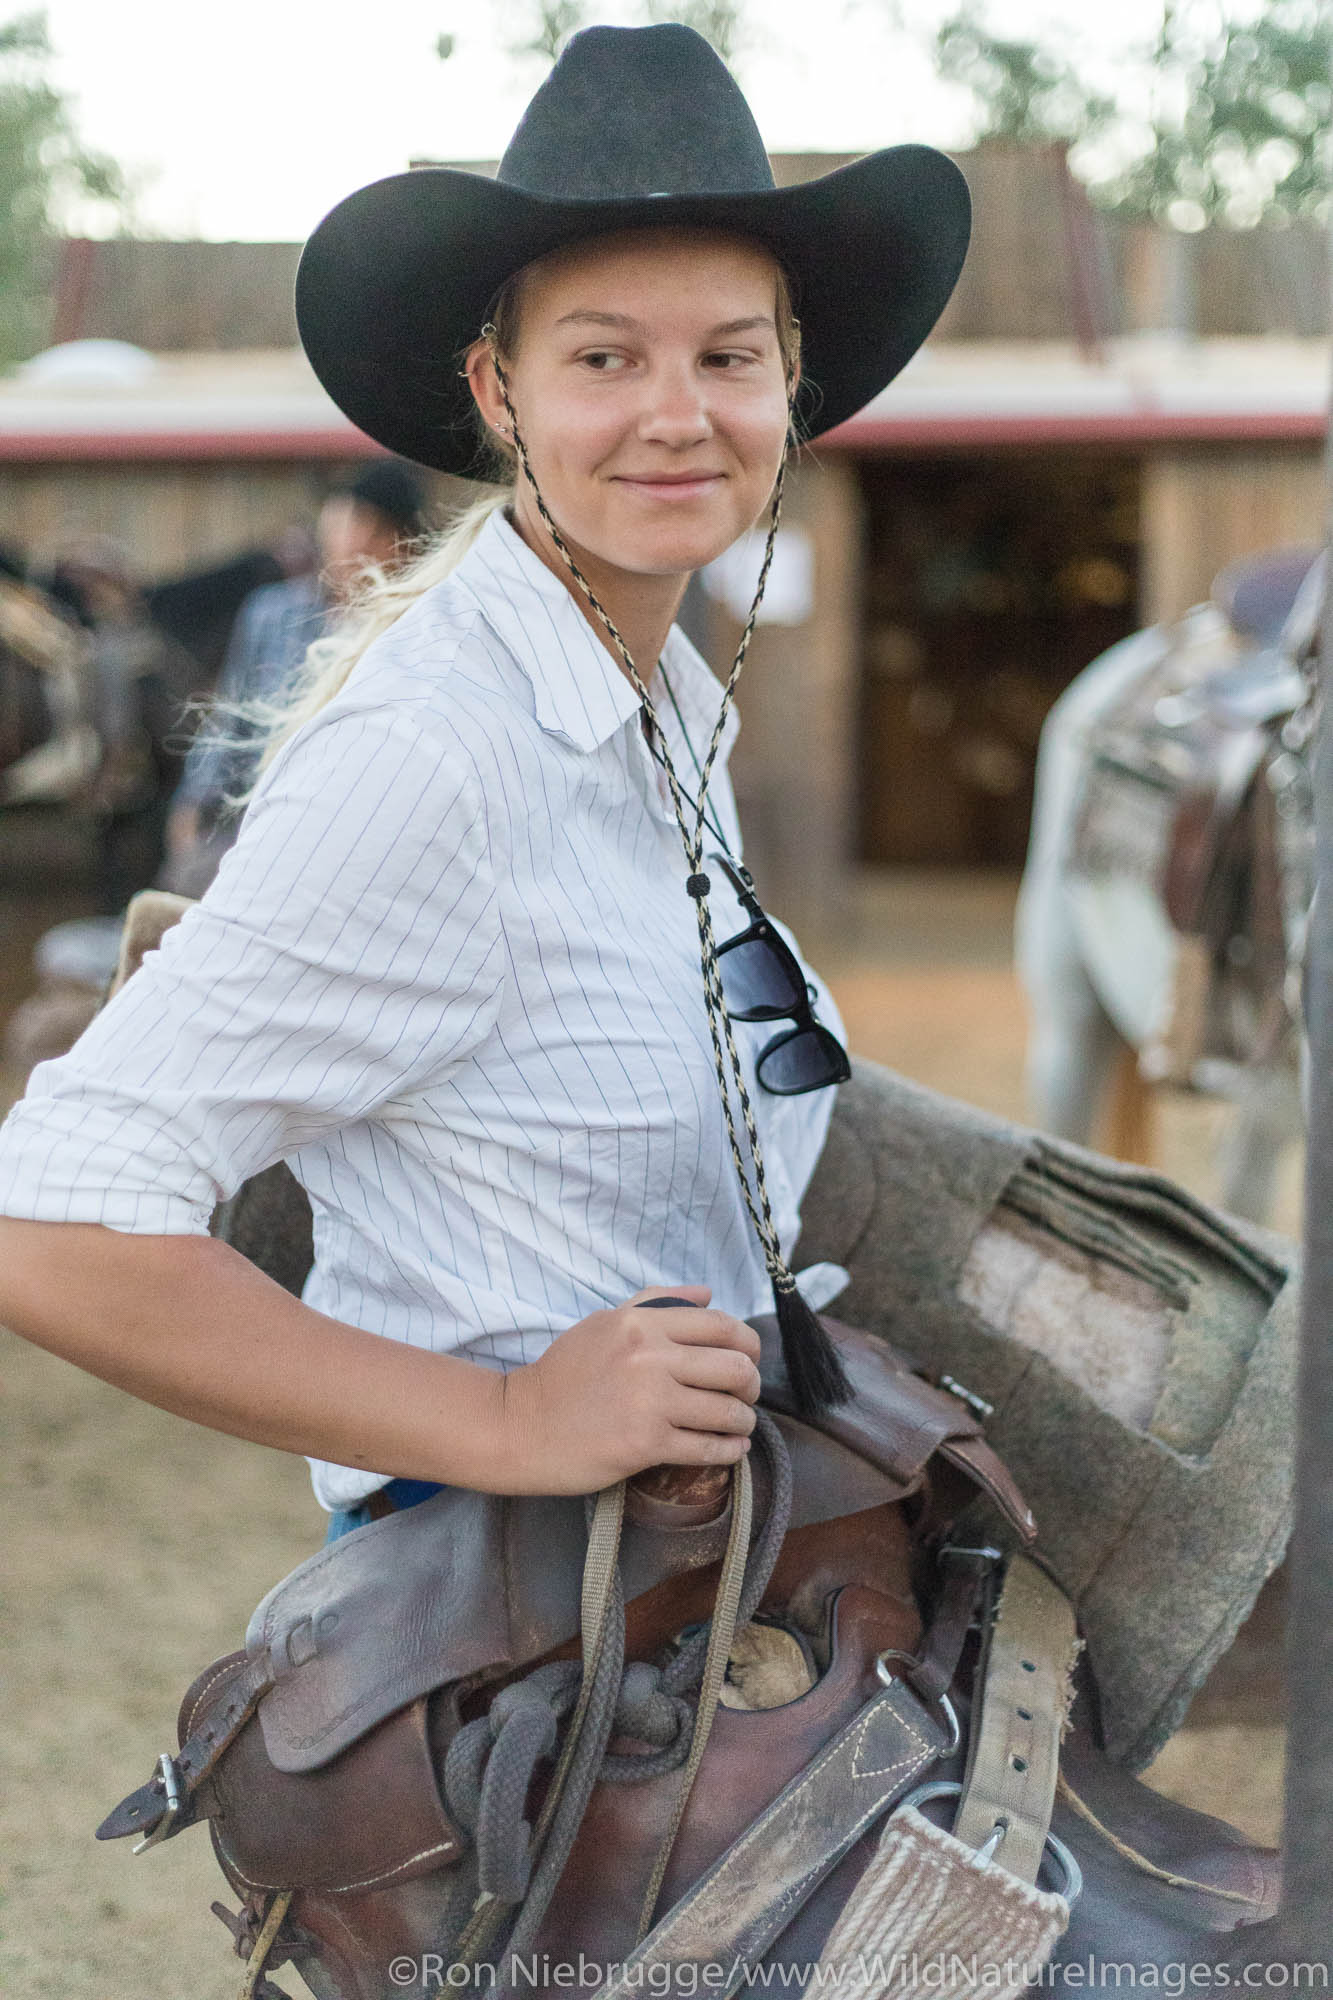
[{"x1": 771, "y1": 1267, "x2": 851, "y2": 1412}]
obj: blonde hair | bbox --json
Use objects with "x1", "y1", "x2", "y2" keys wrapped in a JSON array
[
  {"x1": 223, "y1": 238, "x2": 801, "y2": 798},
  {"x1": 224, "y1": 487, "x2": 510, "y2": 792}
]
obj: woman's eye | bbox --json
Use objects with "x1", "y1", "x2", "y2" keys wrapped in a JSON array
[
  {"x1": 580, "y1": 351, "x2": 630, "y2": 372},
  {"x1": 702, "y1": 351, "x2": 755, "y2": 371}
]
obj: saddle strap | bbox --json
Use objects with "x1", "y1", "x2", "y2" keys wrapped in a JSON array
[
  {"x1": 953, "y1": 1555, "x2": 1080, "y2": 1882},
  {"x1": 96, "y1": 1650, "x2": 277, "y2": 1846},
  {"x1": 586, "y1": 1677, "x2": 950, "y2": 2000}
]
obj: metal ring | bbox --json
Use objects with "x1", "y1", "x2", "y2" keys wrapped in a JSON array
[
  {"x1": 897, "y1": 1779, "x2": 1083, "y2": 1906},
  {"x1": 875, "y1": 1652, "x2": 963, "y2": 1758}
]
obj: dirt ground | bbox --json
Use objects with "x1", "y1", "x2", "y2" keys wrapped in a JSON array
[{"x1": 0, "y1": 868, "x2": 1295, "y2": 1997}]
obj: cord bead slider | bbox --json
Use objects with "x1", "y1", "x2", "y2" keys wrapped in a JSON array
[{"x1": 685, "y1": 872, "x2": 711, "y2": 900}]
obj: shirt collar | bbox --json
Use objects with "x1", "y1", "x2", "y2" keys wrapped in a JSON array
[{"x1": 456, "y1": 508, "x2": 738, "y2": 763}]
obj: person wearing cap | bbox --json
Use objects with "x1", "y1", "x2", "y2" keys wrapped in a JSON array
[
  {"x1": 0, "y1": 27, "x2": 969, "y2": 1524},
  {"x1": 163, "y1": 460, "x2": 429, "y2": 895}
]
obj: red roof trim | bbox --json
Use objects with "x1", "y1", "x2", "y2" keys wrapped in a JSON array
[{"x1": 822, "y1": 408, "x2": 1329, "y2": 451}]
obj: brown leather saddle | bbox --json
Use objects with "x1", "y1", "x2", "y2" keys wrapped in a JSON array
[{"x1": 99, "y1": 1318, "x2": 1278, "y2": 1998}]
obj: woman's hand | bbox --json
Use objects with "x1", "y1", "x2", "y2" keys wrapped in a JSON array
[{"x1": 500, "y1": 1285, "x2": 762, "y2": 1494}]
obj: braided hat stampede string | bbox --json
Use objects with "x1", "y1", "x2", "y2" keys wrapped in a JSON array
[{"x1": 483, "y1": 324, "x2": 849, "y2": 1414}]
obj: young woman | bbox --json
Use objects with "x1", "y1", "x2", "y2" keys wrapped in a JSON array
[{"x1": 0, "y1": 24, "x2": 970, "y2": 1528}]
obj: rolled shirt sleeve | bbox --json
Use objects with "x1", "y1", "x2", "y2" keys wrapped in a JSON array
[{"x1": 0, "y1": 702, "x2": 505, "y2": 1234}]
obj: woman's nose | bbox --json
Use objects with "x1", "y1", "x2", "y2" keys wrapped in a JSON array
[{"x1": 637, "y1": 366, "x2": 714, "y2": 446}]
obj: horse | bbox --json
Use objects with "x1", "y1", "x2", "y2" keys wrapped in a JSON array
[
  {"x1": 0, "y1": 570, "x2": 100, "y2": 810},
  {"x1": 1016, "y1": 546, "x2": 1320, "y2": 1224}
]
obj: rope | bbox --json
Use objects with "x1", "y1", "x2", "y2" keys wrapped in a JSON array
[
  {"x1": 1055, "y1": 1775, "x2": 1264, "y2": 1907},
  {"x1": 437, "y1": 1414, "x2": 792, "y2": 1983},
  {"x1": 634, "y1": 1447, "x2": 754, "y2": 1940},
  {"x1": 237, "y1": 1889, "x2": 293, "y2": 2000}
]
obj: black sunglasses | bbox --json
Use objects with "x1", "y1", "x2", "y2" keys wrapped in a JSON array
[{"x1": 709, "y1": 852, "x2": 852, "y2": 1096}]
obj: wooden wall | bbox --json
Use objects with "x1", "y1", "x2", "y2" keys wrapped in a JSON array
[
  {"x1": 38, "y1": 159, "x2": 1329, "y2": 354},
  {"x1": 1140, "y1": 445, "x2": 1326, "y2": 625},
  {"x1": 0, "y1": 461, "x2": 463, "y2": 579}
]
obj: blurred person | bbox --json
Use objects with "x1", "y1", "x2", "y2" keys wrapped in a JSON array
[{"x1": 162, "y1": 460, "x2": 428, "y2": 893}]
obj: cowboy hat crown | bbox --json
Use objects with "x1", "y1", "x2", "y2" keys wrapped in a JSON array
[{"x1": 296, "y1": 23, "x2": 971, "y2": 474}]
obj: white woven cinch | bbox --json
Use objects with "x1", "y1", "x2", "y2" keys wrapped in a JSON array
[{"x1": 813, "y1": 1805, "x2": 1069, "y2": 1998}]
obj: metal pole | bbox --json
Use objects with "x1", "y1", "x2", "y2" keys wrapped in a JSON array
[{"x1": 1223, "y1": 143, "x2": 1333, "y2": 1971}]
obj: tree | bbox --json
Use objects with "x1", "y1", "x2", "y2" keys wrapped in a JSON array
[
  {"x1": 502, "y1": 1, "x2": 589, "y2": 65},
  {"x1": 935, "y1": 12, "x2": 1116, "y2": 152},
  {"x1": 0, "y1": 10, "x2": 127, "y2": 368},
  {"x1": 1106, "y1": 2, "x2": 1331, "y2": 228},
  {"x1": 934, "y1": 0, "x2": 1331, "y2": 228}
]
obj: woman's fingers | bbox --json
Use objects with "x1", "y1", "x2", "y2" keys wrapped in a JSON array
[
  {"x1": 644, "y1": 1307, "x2": 761, "y2": 1361},
  {"x1": 667, "y1": 1384, "x2": 758, "y2": 1437},
  {"x1": 669, "y1": 1341, "x2": 761, "y2": 1402},
  {"x1": 656, "y1": 1424, "x2": 752, "y2": 1466}
]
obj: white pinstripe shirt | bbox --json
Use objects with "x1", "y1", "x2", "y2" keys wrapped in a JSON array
[{"x1": 0, "y1": 511, "x2": 845, "y2": 1509}]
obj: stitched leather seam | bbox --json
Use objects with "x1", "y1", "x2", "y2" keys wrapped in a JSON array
[
  {"x1": 327, "y1": 1841, "x2": 457, "y2": 1894},
  {"x1": 184, "y1": 1659, "x2": 248, "y2": 1736},
  {"x1": 651, "y1": 1688, "x2": 936, "y2": 1925},
  {"x1": 215, "y1": 1832, "x2": 457, "y2": 1897},
  {"x1": 751, "y1": 1744, "x2": 935, "y2": 1938},
  {"x1": 849, "y1": 1696, "x2": 935, "y2": 1782}
]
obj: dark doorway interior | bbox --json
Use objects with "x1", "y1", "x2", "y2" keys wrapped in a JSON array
[{"x1": 856, "y1": 451, "x2": 1141, "y2": 867}]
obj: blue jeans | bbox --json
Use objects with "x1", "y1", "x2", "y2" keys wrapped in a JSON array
[{"x1": 324, "y1": 1476, "x2": 444, "y2": 1543}]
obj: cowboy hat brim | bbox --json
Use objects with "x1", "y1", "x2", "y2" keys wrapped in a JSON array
[{"x1": 295, "y1": 146, "x2": 970, "y2": 477}]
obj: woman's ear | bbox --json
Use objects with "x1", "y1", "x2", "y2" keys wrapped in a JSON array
[{"x1": 463, "y1": 339, "x2": 509, "y2": 441}]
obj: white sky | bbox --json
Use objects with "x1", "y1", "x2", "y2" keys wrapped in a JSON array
[{"x1": 40, "y1": 0, "x2": 1185, "y2": 241}]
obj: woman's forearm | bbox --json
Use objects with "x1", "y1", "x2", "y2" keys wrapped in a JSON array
[{"x1": 0, "y1": 1218, "x2": 518, "y2": 1491}]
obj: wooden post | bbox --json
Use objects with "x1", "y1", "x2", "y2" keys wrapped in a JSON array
[
  {"x1": 718, "y1": 453, "x2": 863, "y2": 958},
  {"x1": 1220, "y1": 96, "x2": 1333, "y2": 1970}
]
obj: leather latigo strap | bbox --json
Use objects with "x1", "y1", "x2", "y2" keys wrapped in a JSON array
[
  {"x1": 97, "y1": 1649, "x2": 274, "y2": 1846},
  {"x1": 587, "y1": 1677, "x2": 952, "y2": 2000},
  {"x1": 953, "y1": 1554, "x2": 1079, "y2": 1882}
]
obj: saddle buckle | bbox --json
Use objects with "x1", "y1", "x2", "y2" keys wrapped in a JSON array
[
  {"x1": 939, "y1": 1375, "x2": 996, "y2": 1422},
  {"x1": 132, "y1": 1752, "x2": 184, "y2": 1854}
]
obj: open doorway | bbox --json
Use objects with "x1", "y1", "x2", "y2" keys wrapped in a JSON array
[{"x1": 856, "y1": 451, "x2": 1141, "y2": 867}]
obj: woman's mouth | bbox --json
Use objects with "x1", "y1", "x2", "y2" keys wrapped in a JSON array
[{"x1": 612, "y1": 472, "x2": 726, "y2": 500}]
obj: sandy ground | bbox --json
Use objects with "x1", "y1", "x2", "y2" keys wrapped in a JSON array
[{"x1": 0, "y1": 868, "x2": 1295, "y2": 1997}]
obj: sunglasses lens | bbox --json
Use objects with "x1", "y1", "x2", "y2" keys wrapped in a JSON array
[
  {"x1": 756, "y1": 1025, "x2": 851, "y2": 1095},
  {"x1": 718, "y1": 934, "x2": 807, "y2": 1020}
]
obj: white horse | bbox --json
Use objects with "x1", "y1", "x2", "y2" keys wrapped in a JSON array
[{"x1": 1015, "y1": 550, "x2": 1319, "y2": 1223}]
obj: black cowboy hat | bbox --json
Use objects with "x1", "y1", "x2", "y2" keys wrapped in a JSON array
[{"x1": 296, "y1": 22, "x2": 970, "y2": 477}]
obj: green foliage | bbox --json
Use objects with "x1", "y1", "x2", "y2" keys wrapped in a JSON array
[
  {"x1": 502, "y1": 1, "x2": 591, "y2": 64},
  {"x1": 935, "y1": 0, "x2": 1331, "y2": 228},
  {"x1": 1105, "y1": 2, "x2": 1332, "y2": 227},
  {"x1": 936, "y1": 12, "x2": 1116, "y2": 150},
  {"x1": 0, "y1": 9, "x2": 127, "y2": 368}
]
